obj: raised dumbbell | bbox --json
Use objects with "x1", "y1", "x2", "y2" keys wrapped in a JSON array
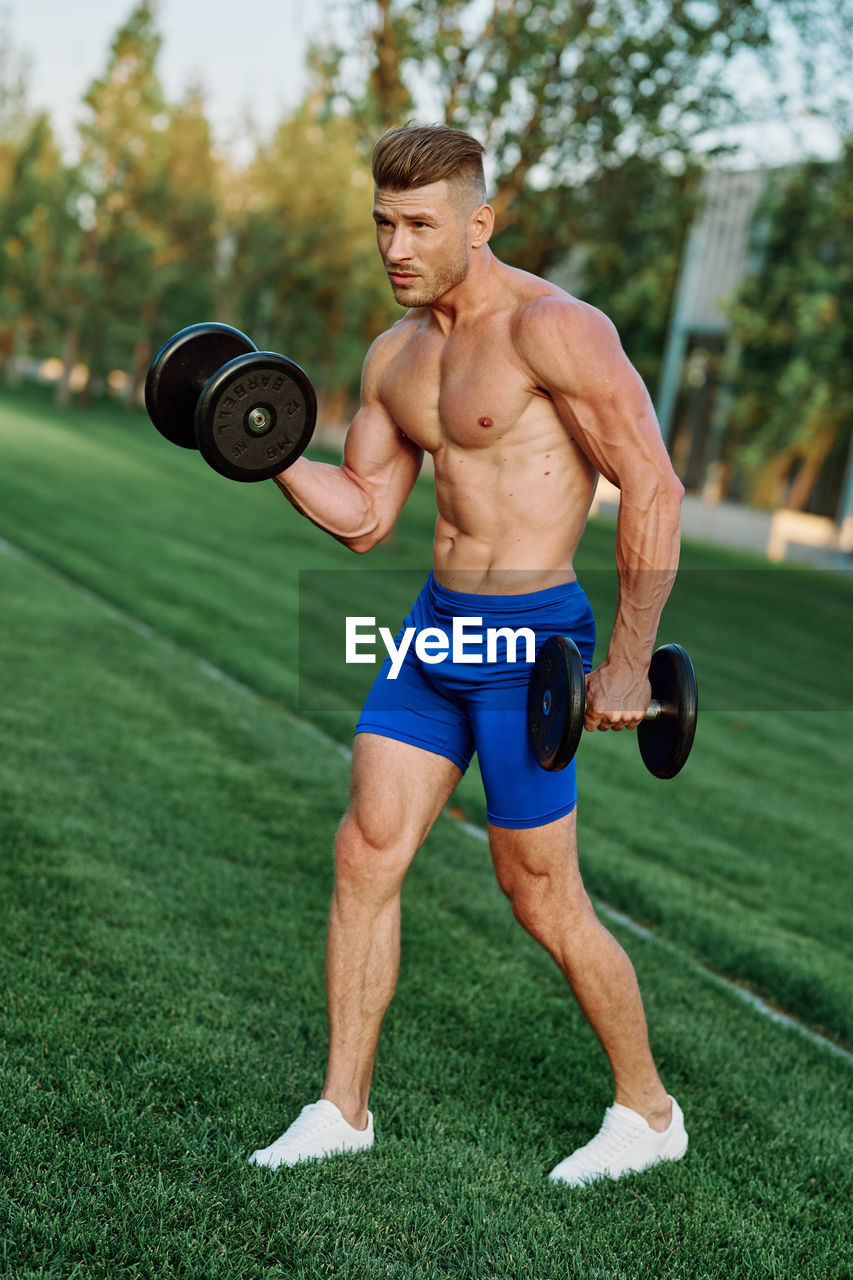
[
  {"x1": 144, "y1": 322, "x2": 317, "y2": 482},
  {"x1": 527, "y1": 636, "x2": 698, "y2": 778}
]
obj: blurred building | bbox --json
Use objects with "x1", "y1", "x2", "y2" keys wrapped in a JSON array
[
  {"x1": 652, "y1": 166, "x2": 853, "y2": 562},
  {"x1": 559, "y1": 166, "x2": 853, "y2": 564},
  {"x1": 655, "y1": 168, "x2": 765, "y2": 497}
]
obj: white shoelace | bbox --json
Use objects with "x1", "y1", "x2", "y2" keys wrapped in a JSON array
[
  {"x1": 262, "y1": 1102, "x2": 342, "y2": 1155},
  {"x1": 570, "y1": 1106, "x2": 648, "y2": 1174}
]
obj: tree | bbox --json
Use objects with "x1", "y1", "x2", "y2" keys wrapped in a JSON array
[
  {"x1": 125, "y1": 85, "x2": 222, "y2": 401},
  {"x1": 723, "y1": 146, "x2": 853, "y2": 513},
  {"x1": 154, "y1": 89, "x2": 221, "y2": 335},
  {"x1": 0, "y1": 24, "x2": 30, "y2": 169},
  {"x1": 506, "y1": 154, "x2": 700, "y2": 390},
  {"x1": 309, "y1": 0, "x2": 853, "y2": 388},
  {"x1": 0, "y1": 114, "x2": 84, "y2": 374},
  {"x1": 55, "y1": 2, "x2": 168, "y2": 403},
  {"x1": 227, "y1": 104, "x2": 398, "y2": 406},
  {"x1": 312, "y1": 0, "x2": 842, "y2": 232},
  {"x1": 0, "y1": 25, "x2": 84, "y2": 380},
  {"x1": 48, "y1": 4, "x2": 223, "y2": 405}
]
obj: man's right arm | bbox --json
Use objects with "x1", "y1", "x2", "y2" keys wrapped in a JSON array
[{"x1": 273, "y1": 330, "x2": 423, "y2": 554}]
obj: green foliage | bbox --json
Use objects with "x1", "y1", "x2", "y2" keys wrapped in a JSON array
[
  {"x1": 75, "y1": 0, "x2": 167, "y2": 368},
  {"x1": 319, "y1": 0, "x2": 777, "y2": 185},
  {"x1": 495, "y1": 156, "x2": 699, "y2": 390},
  {"x1": 0, "y1": 32, "x2": 83, "y2": 371},
  {"x1": 0, "y1": 114, "x2": 83, "y2": 361},
  {"x1": 74, "y1": 3, "x2": 220, "y2": 398},
  {"x1": 308, "y1": 0, "x2": 853, "y2": 394},
  {"x1": 150, "y1": 89, "x2": 221, "y2": 338},
  {"x1": 308, "y1": 0, "x2": 819, "y2": 384},
  {"x1": 726, "y1": 145, "x2": 853, "y2": 509},
  {"x1": 3, "y1": 0, "x2": 853, "y2": 429},
  {"x1": 0, "y1": 5, "x2": 221, "y2": 401},
  {"x1": 0, "y1": 25, "x2": 30, "y2": 152},
  {"x1": 228, "y1": 107, "x2": 398, "y2": 396},
  {"x1": 573, "y1": 161, "x2": 697, "y2": 391}
]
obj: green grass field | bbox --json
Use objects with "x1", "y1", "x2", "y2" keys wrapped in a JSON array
[{"x1": 1, "y1": 383, "x2": 851, "y2": 1279}]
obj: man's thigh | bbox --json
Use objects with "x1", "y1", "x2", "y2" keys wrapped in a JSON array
[
  {"x1": 473, "y1": 696, "x2": 580, "y2": 830},
  {"x1": 347, "y1": 732, "x2": 463, "y2": 855}
]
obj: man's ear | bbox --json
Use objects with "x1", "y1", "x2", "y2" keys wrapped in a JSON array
[{"x1": 470, "y1": 203, "x2": 495, "y2": 248}]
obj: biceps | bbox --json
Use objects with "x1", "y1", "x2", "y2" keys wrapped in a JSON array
[{"x1": 343, "y1": 402, "x2": 423, "y2": 522}]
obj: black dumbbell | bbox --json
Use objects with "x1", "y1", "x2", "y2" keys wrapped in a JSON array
[
  {"x1": 527, "y1": 636, "x2": 698, "y2": 778},
  {"x1": 144, "y1": 322, "x2": 317, "y2": 482}
]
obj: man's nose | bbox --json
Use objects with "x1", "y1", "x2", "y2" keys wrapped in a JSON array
[{"x1": 387, "y1": 226, "x2": 412, "y2": 262}]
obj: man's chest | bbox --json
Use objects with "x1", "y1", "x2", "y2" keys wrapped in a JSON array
[{"x1": 378, "y1": 326, "x2": 541, "y2": 452}]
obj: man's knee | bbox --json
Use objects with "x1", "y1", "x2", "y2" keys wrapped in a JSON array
[
  {"x1": 504, "y1": 864, "x2": 588, "y2": 930},
  {"x1": 490, "y1": 826, "x2": 594, "y2": 940},
  {"x1": 501, "y1": 864, "x2": 552, "y2": 936},
  {"x1": 333, "y1": 810, "x2": 413, "y2": 897},
  {"x1": 503, "y1": 871, "x2": 599, "y2": 975}
]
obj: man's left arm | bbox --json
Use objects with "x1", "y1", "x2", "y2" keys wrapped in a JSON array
[{"x1": 517, "y1": 296, "x2": 684, "y2": 731}]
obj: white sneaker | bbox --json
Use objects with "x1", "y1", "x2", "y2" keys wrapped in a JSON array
[
  {"x1": 248, "y1": 1100, "x2": 374, "y2": 1169},
  {"x1": 548, "y1": 1096, "x2": 687, "y2": 1187}
]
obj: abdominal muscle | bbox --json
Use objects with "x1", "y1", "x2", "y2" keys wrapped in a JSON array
[{"x1": 430, "y1": 432, "x2": 598, "y2": 596}]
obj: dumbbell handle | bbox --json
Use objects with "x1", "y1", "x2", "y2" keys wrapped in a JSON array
[
  {"x1": 592, "y1": 698, "x2": 670, "y2": 723},
  {"x1": 643, "y1": 698, "x2": 682, "y2": 722}
]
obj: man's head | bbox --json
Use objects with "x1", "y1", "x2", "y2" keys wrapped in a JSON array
[
  {"x1": 371, "y1": 123, "x2": 487, "y2": 211},
  {"x1": 371, "y1": 123, "x2": 492, "y2": 307}
]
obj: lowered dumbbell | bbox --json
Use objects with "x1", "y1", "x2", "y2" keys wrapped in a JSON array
[
  {"x1": 527, "y1": 636, "x2": 698, "y2": 779},
  {"x1": 144, "y1": 322, "x2": 317, "y2": 482}
]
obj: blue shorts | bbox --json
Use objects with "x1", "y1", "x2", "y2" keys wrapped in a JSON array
[{"x1": 355, "y1": 573, "x2": 596, "y2": 829}]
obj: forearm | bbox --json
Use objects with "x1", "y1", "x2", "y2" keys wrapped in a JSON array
[
  {"x1": 274, "y1": 456, "x2": 380, "y2": 550},
  {"x1": 607, "y1": 478, "x2": 684, "y2": 672}
]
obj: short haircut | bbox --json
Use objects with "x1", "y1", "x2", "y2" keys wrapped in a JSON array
[{"x1": 371, "y1": 123, "x2": 487, "y2": 207}]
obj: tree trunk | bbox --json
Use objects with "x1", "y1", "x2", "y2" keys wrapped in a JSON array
[
  {"x1": 3, "y1": 325, "x2": 22, "y2": 387},
  {"x1": 56, "y1": 229, "x2": 99, "y2": 407},
  {"x1": 753, "y1": 450, "x2": 795, "y2": 509},
  {"x1": 55, "y1": 322, "x2": 81, "y2": 407},
  {"x1": 369, "y1": 0, "x2": 411, "y2": 129},
  {"x1": 127, "y1": 334, "x2": 153, "y2": 406},
  {"x1": 785, "y1": 425, "x2": 836, "y2": 512}
]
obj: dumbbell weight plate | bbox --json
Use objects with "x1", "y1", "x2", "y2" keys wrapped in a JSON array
[
  {"x1": 527, "y1": 634, "x2": 587, "y2": 772},
  {"x1": 637, "y1": 643, "x2": 698, "y2": 779},
  {"x1": 194, "y1": 351, "x2": 317, "y2": 482},
  {"x1": 144, "y1": 322, "x2": 257, "y2": 449}
]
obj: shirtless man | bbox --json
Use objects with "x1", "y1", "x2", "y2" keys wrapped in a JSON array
[{"x1": 249, "y1": 124, "x2": 688, "y2": 1187}]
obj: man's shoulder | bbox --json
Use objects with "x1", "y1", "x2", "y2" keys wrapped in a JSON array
[
  {"x1": 368, "y1": 312, "x2": 420, "y2": 354},
  {"x1": 505, "y1": 276, "x2": 620, "y2": 374},
  {"x1": 362, "y1": 313, "x2": 422, "y2": 382},
  {"x1": 506, "y1": 273, "x2": 613, "y2": 341}
]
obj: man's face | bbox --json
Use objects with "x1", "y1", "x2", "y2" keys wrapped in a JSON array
[{"x1": 372, "y1": 180, "x2": 475, "y2": 307}]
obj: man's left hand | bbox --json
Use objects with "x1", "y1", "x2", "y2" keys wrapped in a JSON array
[{"x1": 584, "y1": 661, "x2": 651, "y2": 732}]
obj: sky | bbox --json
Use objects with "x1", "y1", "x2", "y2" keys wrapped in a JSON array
[{"x1": 3, "y1": 0, "x2": 326, "y2": 155}]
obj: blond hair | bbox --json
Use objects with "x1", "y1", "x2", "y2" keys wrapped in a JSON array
[{"x1": 371, "y1": 124, "x2": 487, "y2": 207}]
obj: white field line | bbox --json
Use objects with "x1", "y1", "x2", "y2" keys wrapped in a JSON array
[{"x1": 2, "y1": 534, "x2": 851, "y2": 1068}]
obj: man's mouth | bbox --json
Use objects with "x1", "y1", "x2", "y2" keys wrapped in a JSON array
[{"x1": 387, "y1": 270, "x2": 419, "y2": 285}]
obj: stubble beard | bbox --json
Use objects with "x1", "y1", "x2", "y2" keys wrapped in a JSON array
[{"x1": 389, "y1": 245, "x2": 471, "y2": 308}]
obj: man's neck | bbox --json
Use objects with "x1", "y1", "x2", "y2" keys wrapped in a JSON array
[{"x1": 426, "y1": 247, "x2": 503, "y2": 333}]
